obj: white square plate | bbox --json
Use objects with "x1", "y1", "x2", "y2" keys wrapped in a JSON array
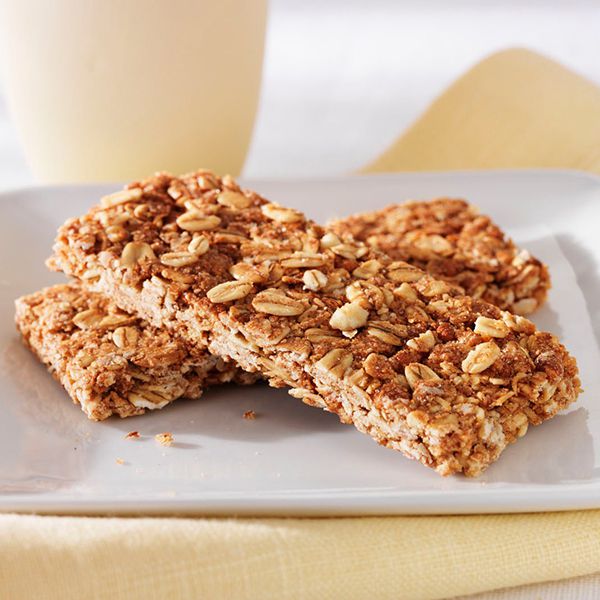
[{"x1": 1, "y1": 170, "x2": 599, "y2": 516}]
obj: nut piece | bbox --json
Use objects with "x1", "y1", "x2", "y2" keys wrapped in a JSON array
[
  {"x1": 176, "y1": 212, "x2": 221, "y2": 232},
  {"x1": 404, "y1": 363, "x2": 441, "y2": 390},
  {"x1": 462, "y1": 341, "x2": 501, "y2": 374},
  {"x1": 363, "y1": 353, "x2": 390, "y2": 378},
  {"x1": 303, "y1": 269, "x2": 328, "y2": 291},
  {"x1": 419, "y1": 279, "x2": 451, "y2": 297},
  {"x1": 113, "y1": 326, "x2": 139, "y2": 349},
  {"x1": 160, "y1": 251, "x2": 199, "y2": 268},
  {"x1": 197, "y1": 173, "x2": 219, "y2": 189},
  {"x1": 217, "y1": 190, "x2": 251, "y2": 209},
  {"x1": 412, "y1": 234, "x2": 453, "y2": 256},
  {"x1": 213, "y1": 231, "x2": 248, "y2": 244},
  {"x1": 100, "y1": 187, "x2": 143, "y2": 208},
  {"x1": 511, "y1": 412, "x2": 529, "y2": 437},
  {"x1": 188, "y1": 235, "x2": 210, "y2": 256},
  {"x1": 512, "y1": 297, "x2": 538, "y2": 315},
  {"x1": 330, "y1": 243, "x2": 363, "y2": 260},
  {"x1": 281, "y1": 252, "x2": 325, "y2": 268},
  {"x1": 161, "y1": 269, "x2": 194, "y2": 284},
  {"x1": 207, "y1": 281, "x2": 254, "y2": 304},
  {"x1": 128, "y1": 390, "x2": 169, "y2": 409},
  {"x1": 289, "y1": 388, "x2": 328, "y2": 408},
  {"x1": 258, "y1": 357, "x2": 292, "y2": 384},
  {"x1": 80, "y1": 268, "x2": 103, "y2": 282},
  {"x1": 72, "y1": 309, "x2": 104, "y2": 330},
  {"x1": 105, "y1": 225, "x2": 129, "y2": 243},
  {"x1": 316, "y1": 348, "x2": 354, "y2": 378},
  {"x1": 387, "y1": 263, "x2": 424, "y2": 283},
  {"x1": 329, "y1": 301, "x2": 369, "y2": 332},
  {"x1": 252, "y1": 289, "x2": 305, "y2": 316},
  {"x1": 474, "y1": 316, "x2": 510, "y2": 338},
  {"x1": 366, "y1": 321, "x2": 408, "y2": 345},
  {"x1": 167, "y1": 185, "x2": 184, "y2": 200},
  {"x1": 406, "y1": 410, "x2": 428, "y2": 430},
  {"x1": 320, "y1": 232, "x2": 341, "y2": 248},
  {"x1": 133, "y1": 204, "x2": 151, "y2": 219},
  {"x1": 406, "y1": 330, "x2": 436, "y2": 352},
  {"x1": 77, "y1": 352, "x2": 94, "y2": 367},
  {"x1": 353, "y1": 259, "x2": 382, "y2": 279},
  {"x1": 261, "y1": 203, "x2": 304, "y2": 224},
  {"x1": 98, "y1": 314, "x2": 132, "y2": 328},
  {"x1": 305, "y1": 328, "x2": 341, "y2": 343},
  {"x1": 345, "y1": 282, "x2": 364, "y2": 303},
  {"x1": 394, "y1": 282, "x2": 418, "y2": 302},
  {"x1": 120, "y1": 242, "x2": 156, "y2": 267},
  {"x1": 230, "y1": 262, "x2": 267, "y2": 283},
  {"x1": 502, "y1": 312, "x2": 535, "y2": 334}
]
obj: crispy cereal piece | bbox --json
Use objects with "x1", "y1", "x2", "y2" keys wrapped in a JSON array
[
  {"x1": 15, "y1": 282, "x2": 256, "y2": 421},
  {"x1": 329, "y1": 199, "x2": 550, "y2": 314},
  {"x1": 155, "y1": 432, "x2": 174, "y2": 447},
  {"x1": 50, "y1": 171, "x2": 580, "y2": 475}
]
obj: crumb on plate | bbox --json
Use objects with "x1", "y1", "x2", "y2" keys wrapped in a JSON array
[{"x1": 155, "y1": 432, "x2": 174, "y2": 447}]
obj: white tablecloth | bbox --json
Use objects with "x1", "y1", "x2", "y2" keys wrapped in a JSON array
[{"x1": 1, "y1": 1, "x2": 599, "y2": 597}]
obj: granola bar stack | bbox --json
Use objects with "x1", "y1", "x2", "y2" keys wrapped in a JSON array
[
  {"x1": 15, "y1": 283, "x2": 256, "y2": 420},
  {"x1": 15, "y1": 169, "x2": 581, "y2": 476}
]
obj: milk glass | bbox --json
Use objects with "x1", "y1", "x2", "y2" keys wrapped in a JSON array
[{"x1": 0, "y1": 0, "x2": 267, "y2": 182}]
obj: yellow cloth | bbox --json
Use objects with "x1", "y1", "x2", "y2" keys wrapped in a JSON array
[
  {"x1": 3, "y1": 49, "x2": 600, "y2": 600},
  {"x1": 1, "y1": 512, "x2": 600, "y2": 600},
  {"x1": 364, "y1": 48, "x2": 600, "y2": 175}
]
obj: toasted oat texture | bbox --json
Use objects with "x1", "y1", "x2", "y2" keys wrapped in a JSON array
[
  {"x1": 50, "y1": 170, "x2": 580, "y2": 475},
  {"x1": 329, "y1": 199, "x2": 550, "y2": 315},
  {"x1": 15, "y1": 282, "x2": 255, "y2": 421}
]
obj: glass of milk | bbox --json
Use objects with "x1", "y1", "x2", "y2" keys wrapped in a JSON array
[{"x1": 0, "y1": 0, "x2": 267, "y2": 182}]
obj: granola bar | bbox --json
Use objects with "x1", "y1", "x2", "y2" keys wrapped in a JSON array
[
  {"x1": 49, "y1": 171, "x2": 580, "y2": 475},
  {"x1": 329, "y1": 199, "x2": 550, "y2": 314},
  {"x1": 15, "y1": 282, "x2": 255, "y2": 421}
]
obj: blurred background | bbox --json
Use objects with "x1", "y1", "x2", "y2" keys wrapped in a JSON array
[{"x1": 1, "y1": 0, "x2": 599, "y2": 189}]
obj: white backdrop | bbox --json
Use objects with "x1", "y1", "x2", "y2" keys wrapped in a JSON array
[{"x1": 245, "y1": 0, "x2": 600, "y2": 177}]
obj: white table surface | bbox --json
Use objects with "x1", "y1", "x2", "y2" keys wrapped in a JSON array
[{"x1": 1, "y1": 1, "x2": 599, "y2": 597}]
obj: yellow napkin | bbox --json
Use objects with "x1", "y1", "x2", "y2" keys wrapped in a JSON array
[
  {"x1": 2, "y1": 49, "x2": 600, "y2": 600},
  {"x1": 364, "y1": 48, "x2": 600, "y2": 174},
  {"x1": 1, "y1": 511, "x2": 600, "y2": 600}
]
